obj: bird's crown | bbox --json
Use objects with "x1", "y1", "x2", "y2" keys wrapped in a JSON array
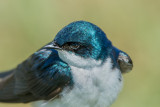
[{"x1": 53, "y1": 21, "x2": 112, "y2": 60}]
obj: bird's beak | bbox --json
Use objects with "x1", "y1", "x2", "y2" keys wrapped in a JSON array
[{"x1": 44, "y1": 42, "x2": 62, "y2": 50}]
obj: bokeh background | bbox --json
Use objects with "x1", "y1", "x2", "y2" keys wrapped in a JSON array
[{"x1": 0, "y1": 0, "x2": 159, "y2": 107}]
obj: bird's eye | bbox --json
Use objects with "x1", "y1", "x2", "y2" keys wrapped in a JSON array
[
  {"x1": 69, "y1": 43, "x2": 80, "y2": 50},
  {"x1": 62, "y1": 42, "x2": 81, "y2": 51}
]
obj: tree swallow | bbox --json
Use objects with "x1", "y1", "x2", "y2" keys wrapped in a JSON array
[{"x1": 0, "y1": 21, "x2": 133, "y2": 107}]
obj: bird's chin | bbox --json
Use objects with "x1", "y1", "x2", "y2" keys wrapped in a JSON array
[{"x1": 57, "y1": 50, "x2": 102, "y2": 68}]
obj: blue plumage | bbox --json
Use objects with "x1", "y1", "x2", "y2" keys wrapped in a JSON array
[
  {"x1": 0, "y1": 21, "x2": 133, "y2": 106},
  {"x1": 54, "y1": 21, "x2": 112, "y2": 60}
]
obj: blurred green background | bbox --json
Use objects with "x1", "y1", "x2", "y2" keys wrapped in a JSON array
[{"x1": 0, "y1": 0, "x2": 159, "y2": 107}]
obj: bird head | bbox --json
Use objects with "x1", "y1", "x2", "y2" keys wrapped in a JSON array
[{"x1": 45, "y1": 21, "x2": 133, "y2": 72}]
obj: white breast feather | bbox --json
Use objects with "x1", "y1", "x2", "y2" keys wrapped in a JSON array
[{"x1": 32, "y1": 51, "x2": 123, "y2": 107}]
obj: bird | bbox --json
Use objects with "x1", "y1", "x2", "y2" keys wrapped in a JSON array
[{"x1": 0, "y1": 21, "x2": 133, "y2": 107}]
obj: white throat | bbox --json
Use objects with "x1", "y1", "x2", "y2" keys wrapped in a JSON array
[
  {"x1": 58, "y1": 50, "x2": 102, "y2": 68},
  {"x1": 33, "y1": 51, "x2": 123, "y2": 107}
]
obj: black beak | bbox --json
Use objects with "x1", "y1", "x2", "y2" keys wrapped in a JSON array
[{"x1": 44, "y1": 42, "x2": 62, "y2": 50}]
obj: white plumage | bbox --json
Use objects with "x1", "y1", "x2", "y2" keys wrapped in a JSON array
[{"x1": 32, "y1": 51, "x2": 123, "y2": 107}]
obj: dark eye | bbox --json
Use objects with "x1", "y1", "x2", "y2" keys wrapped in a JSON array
[
  {"x1": 70, "y1": 43, "x2": 80, "y2": 50},
  {"x1": 62, "y1": 42, "x2": 81, "y2": 51}
]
